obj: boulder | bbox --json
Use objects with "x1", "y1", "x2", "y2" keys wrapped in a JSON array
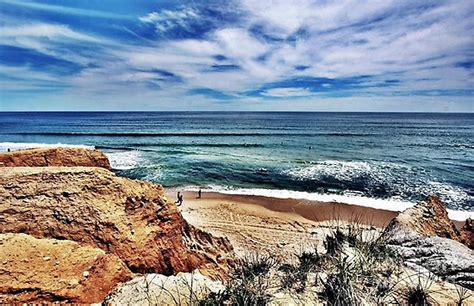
[
  {"x1": 0, "y1": 147, "x2": 111, "y2": 169},
  {"x1": 384, "y1": 196, "x2": 474, "y2": 289},
  {"x1": 0, "y1": 233, "x2": 132, "y2": 303},
  {"x1": 0, "y1": 166, "x2": 234, "y2": 277}
]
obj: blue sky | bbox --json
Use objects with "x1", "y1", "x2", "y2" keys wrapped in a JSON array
[{"x1": 0, "y1": 0, "x2": 473, "y2": 111}]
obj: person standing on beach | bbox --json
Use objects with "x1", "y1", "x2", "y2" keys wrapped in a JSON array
[
  {"x1": 198, "y1": 189, "x2": 202, "y2": 199},
  {"x1": 175, "y1": 191, "x2": 181, "y2": 205},
  {"x1": 178, "y1": 193, "x2": 183, "y2": 206}
]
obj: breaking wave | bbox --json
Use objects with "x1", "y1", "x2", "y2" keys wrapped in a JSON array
[{"x1": 281, "y1": 160, "x2": 472, "y2": 210}]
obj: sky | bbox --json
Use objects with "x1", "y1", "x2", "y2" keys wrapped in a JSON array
[{"x1": 0, "y1": 0, "x2": 473, "y2": 111}]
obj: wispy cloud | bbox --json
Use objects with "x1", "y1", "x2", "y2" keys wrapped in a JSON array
[{"x1": 1, "y1": 0, "x2": 132, "y2": 20}]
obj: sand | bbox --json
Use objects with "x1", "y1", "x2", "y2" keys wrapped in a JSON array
[{"x1": 167, "y1": 190, "x2": 397, "y2": 256}]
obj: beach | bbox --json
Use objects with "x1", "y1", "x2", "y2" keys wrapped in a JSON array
[{"x1": 167, "y1": 190, "x2": 398, "y2": 256}]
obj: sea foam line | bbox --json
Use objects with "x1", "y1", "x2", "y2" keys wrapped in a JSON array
[
  {"x1": 184, "y1": 186, "x2": 473, "y2": 221},
  {"x1": 0, "y1": 142, "x2": 94, "y2": 151}
]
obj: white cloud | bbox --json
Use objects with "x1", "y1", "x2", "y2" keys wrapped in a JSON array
[
  {"x1": 0, "y1": 23, "x2": 115, "y2": 66},
  {"x1": 262, "y1": 87, "x2": 313, "y2": 97},
  {"x1": 139, "y1": 7, "x2": 200, "y2": 32},
  {"x1": 2, "y1": 23, "x2": 100, "y2": 41}
]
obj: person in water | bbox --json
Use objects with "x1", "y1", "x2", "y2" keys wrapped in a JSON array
[{"x1": 198, "y1": 189, "x2": 202, "y2": 198}]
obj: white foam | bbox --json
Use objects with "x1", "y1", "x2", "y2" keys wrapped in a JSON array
[
  {"x1": 105, "y1": 150, "x2": 144, "y2": 170},
  {"x1": 184, "y1": 185, "x2": 473, "y2": 221},
  {"x1": 0, "y1": 142, "x2": 94, "y2": 151},
  {"x1": 282, "y1": 160, "x2": 471, "y2": 210}
]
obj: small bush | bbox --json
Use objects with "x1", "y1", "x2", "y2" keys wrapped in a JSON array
[
  {"x1": 400, "y1": 273, "x2": 436, "y2": 306},
  {"x1": 279, "y1": 246, "x2": 321, "y2": 293},
  {"x1": 233, "y1": 253, "x2": 278, "y2": 282},
  {"x1": 200, "y1": 254, "x2": 275, "y2": 306},
  {"x1": 320, "y1": 256, "x2": 359, "y2": 305},
  {"x1": 324, "y1": 229, "x2": 345, "y2": 255}
]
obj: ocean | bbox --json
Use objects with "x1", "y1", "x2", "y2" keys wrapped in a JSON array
[{"x1": 1, "y1": 112, "x2": 473, "y2": 218}]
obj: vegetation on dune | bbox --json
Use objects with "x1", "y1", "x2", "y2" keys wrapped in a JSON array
[{"x1": 139, "y1": 219, "x2": 470, "y2": 305}]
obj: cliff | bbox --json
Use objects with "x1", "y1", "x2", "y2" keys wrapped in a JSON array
[
  {"x1": 0, "y1": 148, "x2": 234, "y2": 303},
  {"x1": 0, "y1": 167, "x2": 233, "y2": 275},
  {"x1": 0, "y1": 147, "x2": 111, "y2": 169}
]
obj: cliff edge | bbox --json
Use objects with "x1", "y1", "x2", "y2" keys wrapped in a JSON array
[{"x1": 0, "y1": 147, "x2": 111, "y2": 169}]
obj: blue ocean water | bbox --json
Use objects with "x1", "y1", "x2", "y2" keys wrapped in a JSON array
[{"x1": 1, "y1": 112, "x2": 473, "y2": 212}]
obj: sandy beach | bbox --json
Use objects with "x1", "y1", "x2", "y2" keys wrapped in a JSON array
[{"x1": 167, "y1": 190, "x2": 398, "y2": 256}]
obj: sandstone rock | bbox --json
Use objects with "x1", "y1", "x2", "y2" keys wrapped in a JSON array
[
  {"x1": 0, "y1": 166, "x2": 233, "y2": 276},
  {"x1": 384, "y1": 196, "x2": 474, "y2": 289},
  {"x1": 105, "y1": 271, "x2": 224, "y2": 306},
  {"x1": 0, "y1": 147, "x2": 111, "y2": 169},
  {"x1": 460, "y1": 218, "x2": 474, "y2": 249},
  {"x1": 385, "y1": 195, "x2": 461, "y2": 241},
  {"x1": 0, "y1": 233, "x2": 132, "y2": 303}
]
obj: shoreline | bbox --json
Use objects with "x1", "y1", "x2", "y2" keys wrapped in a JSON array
[
  {"x1": 167, "y1": 189, "x2": 468, "y2": 229},
  {"x1": 167, "y1": 190, "x2": 398, "y2": 228}
]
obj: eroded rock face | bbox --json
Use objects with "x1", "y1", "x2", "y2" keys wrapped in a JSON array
[
  {"x1": 0, "y1": 147, "x2": 111, "y2": 169},
  {"x1": 0, "y1": 167, "x2": 234, "y2": 277},
  {"x1": 0, "y1": 233, "x2": 132, "y2": 304},
  {"x1": 384, "y1": 196, "x2": 474, "y2": 289}
]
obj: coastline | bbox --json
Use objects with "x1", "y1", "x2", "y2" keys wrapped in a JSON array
[
  {"x1": 168, "y1": 188, "x2": 471, "y2": 225},
  {"x1": 168, "y1": 190, "x2": 398, "y2": 227},
  {"x1": 2, "y1": 142, "x2": 472, "y2": 223}
]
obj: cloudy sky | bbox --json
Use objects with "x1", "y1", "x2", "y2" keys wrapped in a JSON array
[{"x1": 1, "y1": 0, "x2": 473, "y2": 111}]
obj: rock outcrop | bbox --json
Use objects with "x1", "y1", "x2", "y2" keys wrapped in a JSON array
[
  {"x1": 384, "y1": 196, "x2": 474, "y2": 289},
  {"x1": 0, "y1": 147, "x2": 111, "y2": 169},
  {"x1": 0, "y1": 166, "x2": 233, "y2": 277},
  {"x1": 385, "y1": 195, "x2": 462, "y2": 241},
  {"x1": 0, "y1": 233, "x2": 132, "y2": 303},
  {"x1": 460, "y1": 218, "x2": 474, "y2": 249}
]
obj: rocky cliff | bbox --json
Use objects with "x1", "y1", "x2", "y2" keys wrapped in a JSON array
[
  {"x1": 0, "y1": 148, "x2": 234, "y2": 303},
  {"x1": 0, "y1": 167, "x2": 233, "y2": 275},
  {"x1": 0, "y1": 147, "x2": 111, "y2": 169},
  {"x1": 384, "y1": 196, "x2": 474, "y2": 289}
]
